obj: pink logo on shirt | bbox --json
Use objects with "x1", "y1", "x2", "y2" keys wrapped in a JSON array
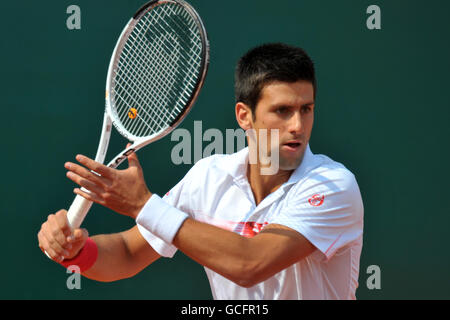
[
  {"x1": 308, "y1": 194, "x2": 324, "y2": 206},
  {"x1": 235, "y1": 221, "x2": 268, "y2": 238}
]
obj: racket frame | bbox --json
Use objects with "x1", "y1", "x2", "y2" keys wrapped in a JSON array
[{"x1": 65, "y1": 0, "x2": 210, "y2": 230}]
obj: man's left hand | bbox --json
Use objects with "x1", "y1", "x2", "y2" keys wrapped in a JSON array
[{"x1": 64, "y1": 144, "x2": 152, "y2": 219}]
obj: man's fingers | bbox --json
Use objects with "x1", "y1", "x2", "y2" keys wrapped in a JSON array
[
  {"x1": 73, "y1": 188, "x2": 105, "y2": 206},
  {"x1": 65, "y1": 162, "x2": 110, "y2": 187},
  {"x1": 125, "y1": 143, "x2": 141, "y2": 169},
  {"x1": 37, "y1": 210, "x2": 86, "y2": 262},
  {"x1": 66, "y1": 171, "x2": 105, "y2": 196},
  {"x1": 45, "y1": 247, "x2": 64, "y2": 262},
  {"x1": 127, "y1": 150, "x2": 141, "y2": 169},
  {"x1": 48, "y1": 213, "x2": 71, "y2": 246},
  {"x1": 75, "y1": 154, "x2": 114, "y2": 178},
  {"x1": 39, "y1": 235, "x2": 63, "y2": 262},
  {"x1": 68, "y1": 228, "x2": 89, "y2": 244},
  {"x1": 53, "y1": 210, "x2": 72, "y2": 237},
  {"x1": 40, "y1": 225, "x2": 70, "y2": 259}
]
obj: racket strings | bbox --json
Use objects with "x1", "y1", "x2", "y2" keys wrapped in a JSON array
[
  {"x1": 117, "y1": 41, "x2": 172, "y2": 132},
  {"x1": 113, "y1": 72, "x2": 159, "y2": 132},
  {"x1": 128, "y1": 10, "x2": 201, "y2": 126},
  {"x1": 114, "y1": 65, "x2": 161, "y2": 133},
  {"x1": 115, "y1": 30, "x2": 192, "y2": 136},
  {"x1": 116, "y1": 35, "x2": 174, "y2": 133},
  {"x1": 128, "y1": 29, "x2": 185, "y2": 114},
  {"x1": 152, "y1": 6, "x2": 202, "y2": 68},
  {"x1": 114, "y1": 53, "x2": 176, "y2": 136},
  {"x1": 121, "y1": 29, "x2": 186, "y2": 135},
  {"x1": 130, "y1": 16, "x2": 199, "y2": 130},
  {"x1": 134, "y1": 8, "x2": 201, "y2": 124},
  {"x1": 111, "y1": 2, "x2": 204, "y2": 139}
]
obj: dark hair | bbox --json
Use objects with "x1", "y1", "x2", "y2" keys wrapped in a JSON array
[{"x1": 234, "y1": 43, "x2": 316, "y2": 117}]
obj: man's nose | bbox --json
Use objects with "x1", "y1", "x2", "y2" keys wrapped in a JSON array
[{"x1": 289, "y1": 111, "x2": 303, "y2": 135}]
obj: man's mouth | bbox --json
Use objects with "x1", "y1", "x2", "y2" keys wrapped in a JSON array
[{"x1": 282, "y1": 141, "x2": 302, "y2": 151}]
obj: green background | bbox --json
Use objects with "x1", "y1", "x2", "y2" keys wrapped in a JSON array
[{"x1": 1, "y1": 0, "x2": 449, "y2": 299}]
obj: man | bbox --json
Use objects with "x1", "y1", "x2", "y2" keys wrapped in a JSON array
[{"x1": 38, "y1": 43, "x2": 364, "y2": 299}]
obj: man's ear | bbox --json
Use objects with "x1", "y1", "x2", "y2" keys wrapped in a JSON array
[{"x1": 235, "y1": 102, "x2": 253, "y2": 131}]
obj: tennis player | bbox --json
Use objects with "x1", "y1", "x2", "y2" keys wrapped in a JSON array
[{"x1": 38, "y1": 43, "x2": 364, "y2": 299}]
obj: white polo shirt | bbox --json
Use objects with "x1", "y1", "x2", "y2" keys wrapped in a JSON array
[{"x1": 137, "y1": 145, "x2": 364, "y2": 300}]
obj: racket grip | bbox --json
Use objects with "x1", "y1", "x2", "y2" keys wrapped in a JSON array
[{"x1": 67, "y1": 194, "x2": 94, "y2": 230}]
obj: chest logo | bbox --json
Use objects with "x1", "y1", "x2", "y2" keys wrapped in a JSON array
[{"x1": 308, "y1": 194, "x2": 325, "y2": 206}]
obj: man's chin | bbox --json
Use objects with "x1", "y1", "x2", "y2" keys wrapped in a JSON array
[{"x1": 278, "y1": 151, "x2": 305, "y2": 171}]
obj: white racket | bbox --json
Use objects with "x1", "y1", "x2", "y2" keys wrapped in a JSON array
[{"x1": 66, "y1": 0, "x2": 209, "y2": 230}]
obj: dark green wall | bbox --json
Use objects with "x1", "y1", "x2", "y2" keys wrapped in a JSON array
[{"x1": 1, "y1": 0, "x2": 449, "y2": 299}]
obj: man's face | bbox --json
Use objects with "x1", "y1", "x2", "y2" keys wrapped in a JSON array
[{"x1": 249, "y1": 80, "x2": 315, "y2": 171}]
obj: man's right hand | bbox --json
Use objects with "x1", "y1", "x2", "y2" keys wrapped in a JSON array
[{"x1": 37, "y1": 209, "x2": 89, "y2": 262}]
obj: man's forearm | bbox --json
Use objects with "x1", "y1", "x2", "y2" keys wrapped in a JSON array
[
  {"x1": 173, "y1": 218, "x2": 254, "y2": 286},
  {"x1": 172, "y1": 218, "x2": 315, "y2": 288},
  {"x1": 81, "y1": 230, "x2": 159, "y2": 282}
]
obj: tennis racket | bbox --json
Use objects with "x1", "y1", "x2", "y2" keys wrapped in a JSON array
[{"x1": 66, "y1": 0, "x2": 209, "y2": 229}]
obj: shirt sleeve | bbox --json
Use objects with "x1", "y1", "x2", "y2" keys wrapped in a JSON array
[{"x1": 271, "y1": 167, "x2": 364, "y2": 260}]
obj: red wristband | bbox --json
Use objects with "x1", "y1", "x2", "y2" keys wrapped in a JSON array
[{"x1": 61, "y1": 238, "x2": 98, "y2": 273}]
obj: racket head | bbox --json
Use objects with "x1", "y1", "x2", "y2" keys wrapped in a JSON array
[{"x1": 105, "y1": 0, "x2": 210, "y2": 143}]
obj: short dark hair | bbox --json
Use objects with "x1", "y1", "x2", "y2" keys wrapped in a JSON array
[{"x1": 234, "y1": 43, "x2": 316, "y2": 117}]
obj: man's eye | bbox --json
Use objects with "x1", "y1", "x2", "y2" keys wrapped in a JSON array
[
  {"x1": 301, "y1": 106, "x2": 312, "y2": 113},
  {"x1": 276, "y1": 107, "x2": 289, "y2": 114}
]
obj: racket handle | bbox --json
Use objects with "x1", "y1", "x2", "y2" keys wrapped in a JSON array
[{"x1": 67, "y1": 194, "x2": 94, "y2": 230}]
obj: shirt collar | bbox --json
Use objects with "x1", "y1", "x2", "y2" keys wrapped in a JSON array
[
  {"x1": 284, "y1": 144, "x2": 319, "y2": 186},
  {"x1": 215, "y1": 147, "x2": 249, "y2": 181},
  {"x1": 216, "y1": 144, "x2": 320, "y2": 185}
]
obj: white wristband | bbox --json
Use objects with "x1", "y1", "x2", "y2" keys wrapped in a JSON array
[{"x1": 136, "y1": 194, "x2": 189, "y2": 244}]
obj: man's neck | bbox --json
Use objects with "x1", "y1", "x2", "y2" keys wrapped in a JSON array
[{"x1": 246, "y1": 163, "x2": 293, "y2": 206}]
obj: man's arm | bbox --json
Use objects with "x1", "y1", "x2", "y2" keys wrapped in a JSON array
[
  {"x1": 84, "y1": 226, "x2": 160, "y2": 282},
  {"x1": 173, "y1": 219, "x2": 315, "y2": 288},
  {"x1": 64, "y1": 153, "x2": 316, "y2": 287},
  {"x1": 38, "y1": 210, "x2": 160, "y2": 282}
]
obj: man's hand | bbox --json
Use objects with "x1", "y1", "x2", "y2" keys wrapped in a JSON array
[
  {"x1": 38, "y1": 209, "x2": 88, "y2": 262},
  {"x1": 64, "y1": 145, "x2": 152, "y2": 219}
]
